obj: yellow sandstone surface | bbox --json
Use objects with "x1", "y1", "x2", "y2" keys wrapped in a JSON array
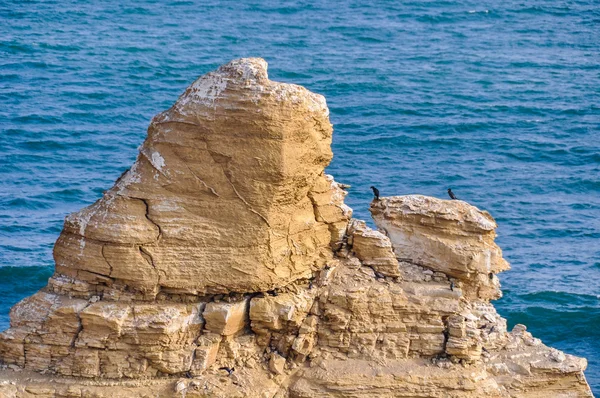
[{"x1": 0, "y1": 58, "x2": 593, "y2": 397}]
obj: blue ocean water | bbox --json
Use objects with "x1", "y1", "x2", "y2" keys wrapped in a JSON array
[{"x1": 1, "y1": 0, "x2": 599, "y2": 393}]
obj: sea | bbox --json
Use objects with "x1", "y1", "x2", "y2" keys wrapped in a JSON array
[{"x1": 1, "y1": 0, "x2": 599, "y2": 394}]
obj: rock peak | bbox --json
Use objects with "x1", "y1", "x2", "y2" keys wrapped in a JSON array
[
  {"x1": 170, "y1": 56, "x2": 328, "y2": 118},
  {"x1": 219, "y1": 57, "x2": 269, "y2": 82}
]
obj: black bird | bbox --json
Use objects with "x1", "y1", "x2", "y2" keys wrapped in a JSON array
[
  {"x1": 450, "y1": 281, "x2": 455, "y2": 291},
  {"x1": 370, "y1": 186, "x2": 380, "y2": 200},
  {"x1": 447, "y1": 188, "x2": 458, "y2": 200}
]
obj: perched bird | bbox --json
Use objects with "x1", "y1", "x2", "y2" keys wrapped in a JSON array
[
  {"x1": 370, "y1": 186, "x2": 380, "y2": 200},
  {"x1": 450, "y1": 281, "x2": 455, "y2": 291},
  {"x1": 447, "y1": 188, "x2": 458, "y2": 200},
  {"x1": 338, "y1": 183, "x2": 351, "y2": 190}
]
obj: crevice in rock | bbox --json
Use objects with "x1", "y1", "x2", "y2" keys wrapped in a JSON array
[
  {"x1": 78, "y1": 268, "x2": 115, "y2": 282},
  {"x1": 68, "y1": 232, "x2": 124, "y2": 246},
  {"x1": 202, "y1": 140, "x2": 270, "y2": 228},
  {"x1": 285, "y1": 221, "x2": 295, "y2": 271},
  {"x1": 204, "y1": 278, "x2": 236, "y2": 294},
  {"x1": 138, "y1": 246, "x2": 156, "y2": 271},
  {"x1": 101, "y1": 245, "x2": 114, "y2": 277},
  {"x1": 365, "y1": 265, "x2": 385, "y2": 280},
  {"x1": 229, "y1": 265, "x2": 258, "y2": 276},
  {"x1": 183, "y1": 163, "x2": 220, "y2": 197},
  {"x1": 139, "y1": 246, "x2": 163, "y2": 284},
  {"x1": 442, "y1": 317, "x2": 450, "y2": 354},
  {"x1": 136, "y1": 197, "x2": 163, "y2": 240},
  {"x1": 70, "y1": 302, "x2": 93, "y2": 349},
  {"x1": 307, "y1": 192, "x2": 320, "y2": 223},
  {"x1": 22, "y1": 338, "x2": 28, "y2": 367},
  {"x1": 98, "y1": 194, "x2": 159, "y2": 246},
  {"x1": 223, "y1": 168, "x2": 270, "y2": 227},
  {"x1": 186, "y1": 343, "x2": 198, "y2": 374}
]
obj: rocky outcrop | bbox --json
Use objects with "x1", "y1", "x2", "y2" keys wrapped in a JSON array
[
  {"x1": 51, "y1": 57, "x2": 349, "y2": 298},
  {"x1": 0, "y1": 58, "x2": 593, "y2": 397},
  {"x1": 370, "y1": 195, "x2": 509, "y2": 300}
]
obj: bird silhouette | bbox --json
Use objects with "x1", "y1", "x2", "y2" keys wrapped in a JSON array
[
  {"x1": 447, "y1": 188, "x2": 458, "y2": 200},
  {"x1": 370, "y1": 186, "x2": 380, "y2": 200}
]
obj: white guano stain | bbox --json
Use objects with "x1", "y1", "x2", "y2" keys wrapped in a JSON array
[
  {"x1": 150, "y1": 151, "x2": 166, "y2": 172},
  {"x1": 177, "y1": 73, "x2": 228, "y2": 111}
]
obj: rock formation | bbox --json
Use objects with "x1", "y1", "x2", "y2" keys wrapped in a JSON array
[{"x1": 0, "y1": 58, "x2": 593, "y2": 397}]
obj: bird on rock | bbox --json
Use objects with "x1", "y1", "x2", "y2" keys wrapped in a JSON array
[
  {"x1": 447, "y1": 188, "x2": 458, "y2": 200},
  {"x1": 370, "y1": 186, "x2": 380, "y2": 200}
]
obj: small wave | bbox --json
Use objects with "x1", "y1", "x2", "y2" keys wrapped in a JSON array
[
  {"x1": 514, "y1": 6, "x2": 572, "y2": 17},
  {"x1": 12, "y1": 114, "x2": 61, "y2": 124},
  {"x1": 520, "y1": 290, "x2": 600, "y2": 305},
  {"x1": 38, "y1": 42, "x2": 80, "y2": 52},
  {"x1": 0, "y1": 41, "x2": 36, "y2": 54},
  {"x1": 356, "y1": 36, "x2": 385, "y2": 44},
  {"x1": 2, "y1": 197, "x2": 53, "y2": 210}
]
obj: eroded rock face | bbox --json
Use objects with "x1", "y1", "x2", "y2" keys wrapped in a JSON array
[
  {"x1": 370, "y1": 195, "x2": 510, "y2": 300},
  {"x1": 52, "y1": 57, "x2": 348, "y2": 298},
  {"x1": 0, "y1": 58, "x2": 593, "y2": 398}
]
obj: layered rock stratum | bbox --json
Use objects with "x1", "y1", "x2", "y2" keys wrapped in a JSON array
[{"x1": 0, "y1": 58, "x2": 593, "y2": 397}]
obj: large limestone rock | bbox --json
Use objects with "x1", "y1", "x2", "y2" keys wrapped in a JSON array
[
  {"x1": 0, "y1": 58, "x2": 593, "y2": 397},
  {"x1": 370, "y1": 195, "x2": 510, "y2": 300},
  {"x1": 52, "y1": 57, "x2": 348, "y2": 298}
]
